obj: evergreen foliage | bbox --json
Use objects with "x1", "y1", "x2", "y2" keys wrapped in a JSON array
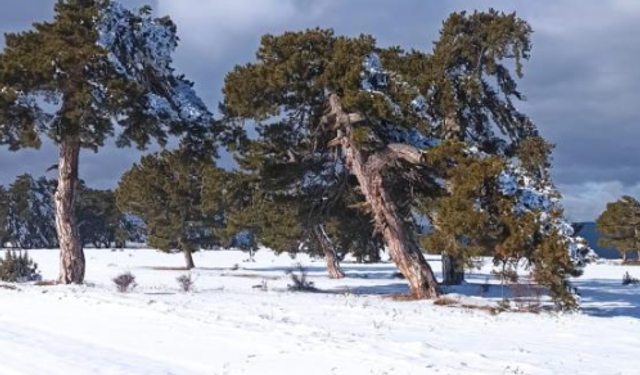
[
  {"x1": 116, "y1": 150, "x2": 223, "y2": 269},
  {"x1": 596, "y1": 196, "x2": 640, "y2": 262},
  {"x1": 0, "y1": 174, "x2": 139, "y2": 250},
  {"x1": 0, "y1": 0, "x2": 214, "y2": 151},
  {"x1": 0, "y1": 186, "x2": 9, "y2": 246},
  {"x1": 77, "y1": 184, "x2": 135, "y2": 248},
  {"x1": 0, "y1": 0, "x2": 215, "y2": 283},
  {"x1": 219, "y1": 11, "x2": 590, "y2": 307},
  {"x1": 5, "y1": 175, "x2": 57, "y2": 249},
  {"x1": 0, "y1": 250, "x2": 41, "y2": 283}
]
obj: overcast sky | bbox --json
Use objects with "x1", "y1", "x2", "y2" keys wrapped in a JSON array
[{"x1": 1, "y1": 0, "x2": 639, "y2": 222}]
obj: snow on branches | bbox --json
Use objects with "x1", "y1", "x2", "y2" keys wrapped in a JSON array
[
  {"x1": 359, "y1": 52, "x2": 595, "y2": 269},
  {"x1": 96, "y1": 1, "x2": 211, "y2": 125}
]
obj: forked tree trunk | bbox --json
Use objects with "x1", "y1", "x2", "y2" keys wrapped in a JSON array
[
  {"x1": 55, "y1": 138, "x2": 85, "y2": 284},
  {"x1": 441, "y1": 253, "x2": 465, "y2": 285},
  {"x1": 325, "y1": 94, "x2": 440, "y2": 299},
  {"x1": 313, "y1": 225, "x2": 345, "y2": 279}
]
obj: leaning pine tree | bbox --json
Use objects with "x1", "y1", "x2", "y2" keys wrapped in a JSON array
[
  {"x1": 221, "y1": 11, "x2": 592, "y2": 302},
  {"x1": 0, "y1": 1, "x2": 214, "y2": 283}
]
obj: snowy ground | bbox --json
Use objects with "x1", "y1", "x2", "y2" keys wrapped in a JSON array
[{"x1": 1, "y1": 249, "x2": 640, "y2": 375}]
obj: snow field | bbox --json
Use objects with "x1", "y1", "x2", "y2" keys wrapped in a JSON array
[{"x1": 0, "y1": 249, "x2": 639, "y2": 375}]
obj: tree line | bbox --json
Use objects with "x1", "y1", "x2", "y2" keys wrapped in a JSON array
[
  {"x1": 0, "y1": 174, "x2": 143, "y2": 249},
  {"x1": 0, "y1": 1, "x2": 594, "y2": 308}
]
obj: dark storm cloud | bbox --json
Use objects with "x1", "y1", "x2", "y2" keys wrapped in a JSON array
[{"x1": 1, "y1": 0, "x2": 639, "y2": 222}]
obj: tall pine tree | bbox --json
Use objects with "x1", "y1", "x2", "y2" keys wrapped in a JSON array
[{"x1": 0, "y1": 1, "x2": 214, "y2": 283}]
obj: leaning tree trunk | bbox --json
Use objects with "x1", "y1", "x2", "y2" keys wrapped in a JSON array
[
  {"x1": 441, "y1": 253, "x2": 465, "y2": 285},
  {"x1": 55, "y1": 138, "x2": 85, "y2": 284},
  {"x1": 313, "y1": 225, "x2": 345, "y2": 279},
  {"x1": 325, "y1": 94, "x2": 440, "y2": 299}
]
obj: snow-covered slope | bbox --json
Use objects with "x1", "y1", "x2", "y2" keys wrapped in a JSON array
[{"x1": 0, "y1": 249, "x2": 639, "y2": 375}]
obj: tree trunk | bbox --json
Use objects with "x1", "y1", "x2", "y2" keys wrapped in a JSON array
[
  {"x1": 441, "y1": 253, "x2": 465, "y2": 285},
  {"x1": 325, "y1": 94, "x2": 440, "y2": 299},
  {"x1": 622, "y1": 251, "x2": 627, "y2": 264},
  {"x1": 183, "y1": 246, "x2": 195, "y2": 269},
  {"x1": 55, "y1": 138, "x2": 85, "y2": 284},
  {"x1": 313, "y1": 224, "x2": 345, "y2": 279}
]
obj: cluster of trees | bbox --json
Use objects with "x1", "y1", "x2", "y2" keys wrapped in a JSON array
[
  {"x1": 0, "y1": 174, "x2": 143, "y2": 249},
  {"x1": 0, "y1": 1, "x2": 593, "y2": 308}
]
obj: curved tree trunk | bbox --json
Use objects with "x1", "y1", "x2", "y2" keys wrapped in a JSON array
[
  {"x1": 313, "y1": 224, "x2": 345, "y2": 279},
  {"x1": 441, "y1": 253, "x2": 465, "y2": 285},
  {"x1": 325, "y1": 94, "x2": 439, "y2": 299},
  {"x1": 56, "y1": 138, "x2": 85, "y2": 284}
]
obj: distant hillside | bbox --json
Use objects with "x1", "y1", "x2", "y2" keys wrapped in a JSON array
[{"x1": 574, "y1": 222, "x2": 620, "y2": 259}]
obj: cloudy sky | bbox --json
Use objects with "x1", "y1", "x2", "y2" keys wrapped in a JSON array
[{"x1": 1, "y1": 0, "x2": 639, "y2": 222}]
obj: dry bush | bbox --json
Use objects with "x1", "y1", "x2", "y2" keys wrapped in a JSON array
[
  {"x1": 286, "y1": 263, "x2": 316, "y2": 292},
  {"x1": 113, "y1": 272, "x2": 137, "y2": 293},
  {"x1": 176, "y1": 274, "x2": 196, "y2": 292},
  {"x1": 622, "y1": 272, "x2": 639, "y2": 286}
]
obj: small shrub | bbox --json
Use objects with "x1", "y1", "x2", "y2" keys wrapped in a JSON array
[
  {"x1": 113, "y1": 272, "x2": 137, "y2": 293},
  {"x1": 0, "y1": 250, "x2": 41, "y2": 283},
  {"x1": 622, "y1": 272, "x2": 639, "y2": 286},
  {"x1": 176, "y1": 274, "x2": 196, "y2": 292},
  {"x1": 286, "y1": 263, "x2": 316, "y2": 292}
]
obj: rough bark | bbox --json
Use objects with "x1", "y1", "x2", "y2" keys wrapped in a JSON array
[
  {"x1": 55, "y1": 138, "x2": 85, "y2": 284},
  {"x1": 324, "y1": 94, "x2": 440, "y2": 299},
  {"x1": 441, "y1": 253, "x2": 465, "y2": 285},
  {"x1": 313, "y1": 225, "x2": 345, "y2": 279},
  {"x1": 182, "y1": 244, "x2": 196, "y2": 269}
]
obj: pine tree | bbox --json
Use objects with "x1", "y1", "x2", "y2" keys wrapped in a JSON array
[
  {"x1": 219, "y1": 12, "x2": 535, "y2": 298},
  {"x1": 0, "y1": 186, "x2": 9, "y2": 246},
  {"x1": 0, "y1": 1, "x2": 214, "y2": 283},
  {"x1": 116, "y1": 150, "x2": 221, "y2": 269},
  {"x1": 5, "y1": 174, "x2": 58, "y2": 249},
  {"x1": 596, "y1": 196, "x2": 640, "y2": 263},
  {"x1": 76, "y1": 184, "x2": 122, "y2": 248},
  {"x1": 220, "y1": 12, "x2": 590, "y2": 303}
]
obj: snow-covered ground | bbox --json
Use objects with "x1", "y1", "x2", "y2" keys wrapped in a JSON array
[{"x1": 1, "y1": 249, "x2": 640, "y2": 375}]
